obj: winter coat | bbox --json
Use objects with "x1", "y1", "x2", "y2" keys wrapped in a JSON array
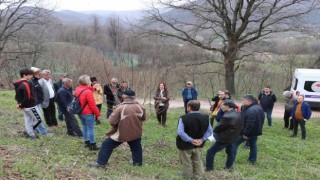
[
  {"x1": 14, "y1": 79, "x2": 36, "y2": 108},
  {"x1": 31, "y1": 76, "x2": 44, "y2": 105},
  {"x1": 56, "y1": 86, "x2": 73, "y2": 113},
  {"x1": 291, "y1": 102, "x2": 312, "y2": 120},
  {"x1": 104, "y1": 83, "x2": 120, "y2": 105},
  {"x1": 38, "y1": 78, "x2": 54, "y2": 108},
  {"x1": 214, "y1": 109, "x2": 244, "y2": 144},
  {"x1": 181, "y1": 87, "x2": 198, "y2": 102},
  {"x1": 154, "y1": 89, "x2": 170, "y2": 111},
  {"x1": 74, "y1": 85, "x2": 100, "y2": 117},
  {"x1": 258, "y1": 91, "x2": 277, "y2": 109},
  {"x1": 107, "y1": 99, "x2": 146, "y2": 142},
  {"x1": 241, "y1": 103, "x2": 265, "y2": 137}
]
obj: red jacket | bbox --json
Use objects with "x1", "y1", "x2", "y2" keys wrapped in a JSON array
[{"x1": 74, "y1": 85, "x2": 100, "y2": 117}]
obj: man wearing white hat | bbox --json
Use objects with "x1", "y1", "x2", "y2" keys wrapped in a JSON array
[{"x1": 31, "y1": 67, "x2": 54, "y2": 137}]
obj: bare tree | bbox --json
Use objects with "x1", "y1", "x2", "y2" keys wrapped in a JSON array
[
  {"x1": 138, "y1": 0, "x2": 320, "y2": 94},
  {"x1": 0, "y1": 0, "x2": 54, "y2": 68},
  {"x1": 91, "y1": 14, "x2": 101, "y2": 34}
]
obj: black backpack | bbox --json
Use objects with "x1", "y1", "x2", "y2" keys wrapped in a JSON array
[{"x1": 67, "y1": 89, "x2": 88, "y2": 114}]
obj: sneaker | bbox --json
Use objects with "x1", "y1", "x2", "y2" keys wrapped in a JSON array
[
  {"x1": 88, "y1": 162, "x2": 108, "y2": 168},
  {"x1": 45, "y1": 133, "x2": 54, "y2": 137},
  {"x1": 28, "y1": 135, "x2": 39, "y2": 139}
]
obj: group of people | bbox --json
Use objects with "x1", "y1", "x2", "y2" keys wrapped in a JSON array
[
  {"x1": 14, "y1": 71, "x2": 312, "y2": 178},
  {"x1": 177, "y1": 84, "x2": 312, "y2": 179}
]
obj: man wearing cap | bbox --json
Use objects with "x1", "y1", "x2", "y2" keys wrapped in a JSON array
[
  {"x1": 233, "y1": 94, "x2": 264, "y2": 165},
  {"x1": 89, "y1": 89, "x2": 147, "y2": 168},
  {"x1": 54, "y1": 73, "x2": 69, "y2": 121},
  {"x1": 30, "y1": 67, "x2": 54, "y2": 137},
  {"x1": 181, "y1": 81, "x2": 198, "y2": 114},
  {"x1": 205, "y1": 99, "x2": 243, "y2": 171}
]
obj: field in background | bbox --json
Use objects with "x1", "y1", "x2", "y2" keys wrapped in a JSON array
[{"x1": 1, "y1": 90, "x2": 320, "y2": 179}]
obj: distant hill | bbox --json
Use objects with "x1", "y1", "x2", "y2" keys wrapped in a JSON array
[{"x1": 53, "y1": 10, "x2": 144, "y2": 25}]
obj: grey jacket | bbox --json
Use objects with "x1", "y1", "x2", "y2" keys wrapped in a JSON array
[{"x1": 38, "y1": 78, "x2": 54, "y2": 108}]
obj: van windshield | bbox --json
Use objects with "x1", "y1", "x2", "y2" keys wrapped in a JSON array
[{"x1": 304, "y1": 81, "x2": 320, "y2": 92}]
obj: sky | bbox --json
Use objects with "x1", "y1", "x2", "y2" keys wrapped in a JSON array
[{"x1": 54, "y1": 0, "x2": 150, "y2": 11}]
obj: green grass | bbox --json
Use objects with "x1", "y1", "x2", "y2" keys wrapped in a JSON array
[{"x1": 1, "y1": 90, "x2": 320, "y2": 179}]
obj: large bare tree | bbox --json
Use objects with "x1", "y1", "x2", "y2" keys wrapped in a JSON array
[
  {"x1": 0, "y1": 0, "x2": 53, "y2": 68},
  {"x1": 138, "y1": 0, "x2": 320, "y2": 94}
]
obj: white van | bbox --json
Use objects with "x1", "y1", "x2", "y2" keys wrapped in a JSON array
[{"x1": 291, "y1": 68, "x2": 320, "y2": 108}]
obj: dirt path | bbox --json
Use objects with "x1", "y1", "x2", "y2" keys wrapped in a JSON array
[{"x1": 138, "y1": 98, "x2": 320, "y2": 118}]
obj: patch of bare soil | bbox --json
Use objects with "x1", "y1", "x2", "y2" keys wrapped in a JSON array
[{"x1": 0, "y1": 146, "x2": 23, "y2": 179}]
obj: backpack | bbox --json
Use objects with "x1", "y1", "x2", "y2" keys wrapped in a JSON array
[{"x1": 67, "y1": 89, "x2": 88, "y2": 114}]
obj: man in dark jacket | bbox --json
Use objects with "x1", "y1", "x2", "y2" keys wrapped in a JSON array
[
  {"x1": 54, "y1": 73, "x2": 69, "y2": 121},
  {"x1": 258, "y1": 86, "x2": 277, "y2": 127},
  {"x1": 205, "y1": 100, "x2": 243, "y2": 171},
  {"x1": 176, "y1": 100, "x2": 212, "y2": 179},
  {"x1": 14, "y1": 68, "x2": 43, "y2": 139},
  {"x1": 103, "y1": 78, "x2": 120, "y2": 118},
  {"x1": 181, "y1": 81, "x2": 198, "y2": 114},
  {"x1": 290, "y1": 95, "x2": 312, "y2": 140},
  {"x1": 56, "y1": 78, "x2": 83, "y2": 137},
  {"x1": 30, "y1": 67, "x2": 53, "y2": 137},
  {"x1": 233, "y1": 94, "x2": 264, "y2": 165}
]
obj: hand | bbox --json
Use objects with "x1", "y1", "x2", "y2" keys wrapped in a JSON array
[
  {"x1": 243, "y1": 135, "x2": 248, "y2": 140},
  {"x1": 162, "y1": 97, "x2": 167, "y2": 100},
  {"x1": 16, "y1": 105, "x2": 22, "y2": 110},
  {"x1": 304, "y1": 119, "x2": 307, "y2": 122}
]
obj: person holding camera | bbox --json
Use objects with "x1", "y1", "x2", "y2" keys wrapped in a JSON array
[{"x1": 154, "y1": 82, "x2": 170, "y2": 127}]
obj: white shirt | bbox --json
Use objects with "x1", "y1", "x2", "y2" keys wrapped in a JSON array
[
  {"x1": 44, "y1": 79, "x2": 55, "y2": 98},
  {"x1": 159, "y1": 90, "x2": 164, "y2": 106}
]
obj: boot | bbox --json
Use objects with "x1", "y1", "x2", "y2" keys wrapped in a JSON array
[
  {"x1": 90, "y1": 143, "x2": 100, "y2": 151},
  {"x1": 84, "y1": 141, "x2": 90, "y2": 148}
]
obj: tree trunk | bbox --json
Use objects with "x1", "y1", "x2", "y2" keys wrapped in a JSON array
[
  {"x1": 224, "y1": 58, "x2": 236, "y2": 95},
  {"x1": 223, "y1": 43, "x2": 237, "y2": 95}
]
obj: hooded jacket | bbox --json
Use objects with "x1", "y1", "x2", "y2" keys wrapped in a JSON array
[{"x1": 14, "y1": 79, "x2": 36, "y2": 108}]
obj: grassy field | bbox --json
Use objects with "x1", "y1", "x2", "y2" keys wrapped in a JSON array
[{"x1": 1, "y1": 90, "x2": 320, "y2": 179}]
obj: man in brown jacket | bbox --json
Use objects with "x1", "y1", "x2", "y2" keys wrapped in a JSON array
[{"x1": 89, "y1": 89, "x2": 147, "y2": 168}]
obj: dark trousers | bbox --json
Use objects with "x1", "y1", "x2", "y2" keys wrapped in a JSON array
[
  {"x1": 206, "y1": 142, "x2": 234, "y2": 171},
  {"x1": 293, "y1": 119, "x2": 306, "y2": 139},
  {"x1": 97, "y1": 138, "x2": 142, "y2": 166},
  {"x1": 57, "y1": 104, "x2": 64, "y2": 120},
  {"x1": 156, "y1": 106, "x2": 167, "y2": 125},
  {"x1": 283, "y1": 109, "x2": 293, "y2": 129},
  {"x1": 263, "y1": 108, "x2": 273, "y2": 126},
  {"x1": 95, "y1": 104, "x2": 102, "y2": 121},
  {"x1": 62, "y1": 111, "x2": 83, "y2": 136},
  {"x1": 233, "y1": 136, "x2": 258, "y2": 163},
  {"x1": 42, "y1": 98, "x2": 58, "y2": 126},
  {"x1": 106, "y1": 101, "x2": 114, "y2": 118},
  {"x1": 209, "y1": 116, "x2": 216, "y2": 127},
  {"x1": 184, "y1": 100, "x2": 191, "y2": 114}
]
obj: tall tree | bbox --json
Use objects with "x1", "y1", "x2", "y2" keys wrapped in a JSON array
[
  {"x1": 138, "y1": 0, "x2": 320, "y2": 94},
  {"x1": 0, "y1": 0, "x2": 54, "y2": 68}
]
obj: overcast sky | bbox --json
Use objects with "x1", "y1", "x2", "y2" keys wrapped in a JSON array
[{"x1": 54, "y1": 0, "x2": 150, "y2": 11}]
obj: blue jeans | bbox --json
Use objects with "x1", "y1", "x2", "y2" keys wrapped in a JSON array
[
  {"x1": 206, "y1": 142, "x2": 234, "y2": 171},
  {"x1": 233, "y1": 136, "x2": 258, "y2": 163},
  {"x1": 78, "y1": 114, "x2": 95, "y2": 143},
  {"x1": 35, "y1": 104, "x2": 47, "y2": 135},
  {"x1": 97, "y1": 138, "x2": 142, "y2": 166},
  {"x1": 263, "y1": 108, "x2": 273, "y2": 126}
]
